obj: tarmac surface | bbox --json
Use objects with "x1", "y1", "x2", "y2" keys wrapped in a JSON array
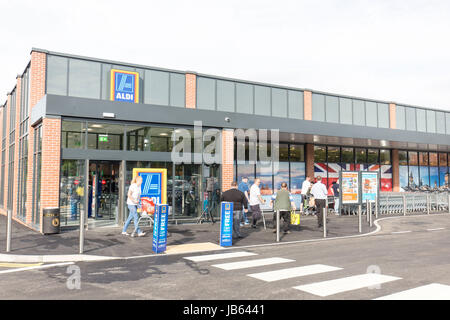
[{"x1": 0, "y1": 212, "x2": 378, "y2": 258}]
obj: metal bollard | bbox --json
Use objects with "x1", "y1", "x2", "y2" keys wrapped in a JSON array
[
  {"x1": 448, "y1": 193, "x2": 450, "y2": 214},
  {"x1": 375, "y1": 196, "x2": 379, "y2": 219},
  {"x1": 427, "y1": 194, "x2": 430, "y2": 215},
  {"x1": 366, "y1": 200, "x2": 369, "y2": 222},
  {"x1": 6, "y1": 209, "x2": 12, "y2": 253},
  {"x1": 403, "y1": 195, "x2": 406, "y2": 216},
  {"x1": 276, "y1": 210, "x2": 280, "y2": 243},
  {"x1": 369, "y1": 202, "x2": 373, "y2": 227},
  {"x1": 358, "y1": 205, "x2": 362, "y2": 233},
  {"x1": 323, "y1": 208, "x2": 327, "y2": 238}
]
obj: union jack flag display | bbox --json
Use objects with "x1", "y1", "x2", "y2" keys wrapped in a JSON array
[{"x1": 314, "y1": 163, "x2": 392, "y2": 192}]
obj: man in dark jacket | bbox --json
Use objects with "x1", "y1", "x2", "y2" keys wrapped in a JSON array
[{"x1": 221, "y1": 181, "x2": 248, "y2": 239}]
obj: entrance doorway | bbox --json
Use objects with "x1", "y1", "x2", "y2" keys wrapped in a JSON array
[{"x1": 88, "y1": 161, "x2": 121, "y2": 226}]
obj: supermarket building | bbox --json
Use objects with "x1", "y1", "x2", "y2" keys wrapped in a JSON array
[{"x1": 0, "y1": 48, "x2": 449, "y2": 233}]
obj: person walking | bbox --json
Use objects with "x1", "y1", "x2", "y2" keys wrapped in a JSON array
[
  {"x1": 270, "y1": 182, "x2": 296, "y2": 234},
  {"x1": 220, "y1": 181, "x2": 248, "y2": 239},
  {"x1": 249, "y1": 178, "x2": 266, "y2": 228},
  {"x1": 122, "y1": 175, "x2": 146, "y2": 237},
  {"x1": 310, "y1": 176, "x2": 328, "y2": 228},
  {"x1": 300, "y1": 176, "x2": 312, "y2": 214},
  {"x1": 332, "y1": 181, "x2": 340, "y2": 215},
  {"x1": 238, "y1": 177, "x2": 250, "y2": 226}
]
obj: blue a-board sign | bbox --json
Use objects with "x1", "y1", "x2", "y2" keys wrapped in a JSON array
[
  {"x1": 153, "y1": 204, "x2": 169, "y2": 254},
  {"x1": 220, "y1": 202, "x2": 233, "y2": 247}
]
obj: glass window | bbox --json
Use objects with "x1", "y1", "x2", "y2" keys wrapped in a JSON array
[
  {"x1": 314, "y1": 146, "x2": 326, "y2": 163},
  {"x1": 327, "y1": 146, "x2": 340, "y2": 163},
  {"x1": 439, "y1": 153, "x2": 448, "y2": 166},
  {"x1": 170, "y1": 73, "x2": 185, "y2": 108},
  {"x1": 68, "y1": 59, "x2": 101, "y2": 99},
  {"x1": 60, "y1": 159, "x2": 85, "y2": 226},
  {"x1": 339, "y1": 98, "x2": 352, "y2": 125},
  {"x1": 274, "y1": 162, "x2": 289, "y2": 192},
  {"x1": 236, "y1": 83, "x2": 253, "y2": 114},
  {"x1": 62, "y1": 121, "x2": 85, "y2": 149},
  {"x1": 237, "y1": 164, "x2": 255, "y2": 185},
  {"x1": 436, "y1": 111, "x2": 446, "y2": 134},
  {"x1": 196, "y1": 77, "x2": 216, "y2": 110},
  {"x1": 438, "y1": 153, "x2": 448, "y2": 187},
  {"x1": 144, "y1": 70, "x2": 170, "y2": 106},
  {"x1": 256, "y1": 162, "x2": 273, "y2": 194},
  {"x1": 365, "y1": 101, "x2": 378, "y2": 127},
  {"x1": 216, "y1": 80, "x2": 235, "y2": 112},
  {"x1": 396, "y1": 105, "x2": 406, "y2": 130},
  {"x1": 367, "y1": 149, "x2": 379, "y2": 164},
  {"x1": 276, "y1": 143, "x2": 289, "y2": 162},
  {"x1": 341, "y1": 147, "x2": 354, "y2": 163},
  {"x1": 426, "y1": 110, "x2": 436, "y2": 133},
  {"x1": 47, "y1": 55, "x2": 68, "y2": 95},
  {"x1": 419, "y1": 152, "x2": 428, "y2": 166},
  {"x1": 87, "y1": 122, "x2": 124, "y2": 150},
  {"x1": 312, "y1": 93, "x2": 325, "y2": 122},
  {"x1": 429, "y1": 152, "x2": 439, "y2": 188},
  {"x1": 377, "y1": 103, "x2": 389, "y2": 128},
  {"x1": 353, "y1": 100, "x2": 365, "y2": 126},
  {"x1": 288, "y1": 90, "x2": 303, "y2": 119},
  {"x1": 356, "y1": 148, "x2": 367, "y2": 164},
  {"x1": 416, "y1": 109, "x2": 426, "y2": 132},
  {"x1": 126, "y1": 125, "x2": 151, "y2": 151},
  {"x1": 409, "y1": 151, "x2": 419, "y2": 165},
  {"x1": 325, "y1": 95, "x2": 339, "y2": 123},
  {"x1": 380, "y1": 150, "x2": 391, "y2": 164},
  {"x1": 289, "y1": 144, "x2": 305, "y2": 162},
  {"x1": 398, "y1": 150, "x2": 407, "y2": 166},
  {"x1": 271, "y1": 88, "x2": 288, "y2": 118},
  {"x1": 405, "y1": 107, "x2": 417, "y2": 131},
  {"x1": 290, "y1": 162, "x2": 305, "y2": 196},
  {"x1": 254, "y1": 85, "x2": 271, "y2": 116},
  {"x1": 151, "y1": 127, "x2": 174, "y2": 152}
]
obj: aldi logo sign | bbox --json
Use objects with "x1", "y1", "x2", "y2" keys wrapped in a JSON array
[{"x1": 110, "y1": 69, "x2": 139, "y2": 103}]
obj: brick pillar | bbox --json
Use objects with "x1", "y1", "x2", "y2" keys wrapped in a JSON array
[
  {"x1": 12, "y1": 77, "x2": 22, "y2": 219},
  {"x1": 30, "y1": 50, "x2": 47, "y2": 108},
  {"x1": 40, "y1": 117, "x2": 61, "y2": 225},
  {"x1": 28, "y1": 50, "x2": 47, "y2": 230},
  {"x1": 305, "y1": 143, "x2": 314, "y2": 179},
  {"x1": 392, "y1": 149, "x2": 400, "y2": 192},
  {"x1": 221, "y1": 129, "x2": 234, "y2": 192},
  {"x1": 304, "y1": 91, "x2": 312, "y2": 120},
  {"x1": 185, "y1": 73, "x2": 196, "y2": 109},
  {"x1": 389, "y1": 103, "x2": 396, "y2": 129}
]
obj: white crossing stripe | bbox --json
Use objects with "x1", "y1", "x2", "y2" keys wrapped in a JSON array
[
  {"x1": 212, "y1": 258, "x2": 295, "y2": 271},
  {"x1": 391, "y1": 231, "x2": 412, "y2": 234},
  {"x1": 293, "y1": 273, "x2": 401, "y2": 297},
  {"x1": 247, "y1": 264, "x2": 343, "y2": 282},
  {"x1": 374, "y1": 283, "x2": 450, "y2": 300},
  {"x1": 0, "y1": 262, "x2": 74, "y2": 275},
  {"x1": 426, "y1": 228, "x2": 445, "y2": 231},
  {"x1": 184, "y1": 251, "x2": 258, "y2": 262}
]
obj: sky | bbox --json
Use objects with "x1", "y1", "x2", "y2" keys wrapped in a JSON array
[{"x1": 1, "y1": 0, "x2": 450, "y2": 111}]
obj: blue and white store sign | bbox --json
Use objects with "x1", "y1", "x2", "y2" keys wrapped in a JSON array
[{"x1": 110, "y1": 69, "x2": 139, "y2": 103}]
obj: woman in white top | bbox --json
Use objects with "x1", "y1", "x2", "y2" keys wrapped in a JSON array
[{"x1": 122, "y1": 175, "x2": 145, "y2": 237}]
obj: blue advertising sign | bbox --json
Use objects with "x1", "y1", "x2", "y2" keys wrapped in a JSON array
[
  {"x1": 361, "y1": 172, "x2": 379, "y2": 203},
  {"x1": 110, "y1": 69, "x2": 139, "y2": 103},
  {"x1": 133, "y1": 168, "x2": 167, "y2": 214},
  {"x1": 220, "y1": 202, "x2": 233, "y2": 247},
  {"x1": 153, "y1": 204, "x2": 169, "y2": 254}
]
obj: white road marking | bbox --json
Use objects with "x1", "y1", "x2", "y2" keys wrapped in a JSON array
[
  {"x1": 212, "y1": 258, "x2": 295, "y2": 271},
  {"x1": 247, "y1": 264, "x2": 343, "y2": 282},
  {"x1": 426, "y1": 228, "x2": 445, "y2": 231},
  {"x1": 293, "y1": 273, "x2": 401, "y2": 297},
  {"x1": 184, "y1": 251, "x2": 258, "y2": 262},
  {"x1": 0, "y1": 262, "x2": 74, "y2": 275},
  {"x1": 391, "y1": 231, "x2": 412, "y2": 234},
  {"x1": 374, "y1": 283, "x2": 450, "y2": 300}
]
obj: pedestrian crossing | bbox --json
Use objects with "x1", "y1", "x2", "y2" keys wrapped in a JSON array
[{"x1": 183, "y1": 251, "x2": 450, "y2": 300}]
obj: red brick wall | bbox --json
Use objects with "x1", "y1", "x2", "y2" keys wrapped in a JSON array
[
  {"x1": 40, "y1": 117, "x2": 61, "y2": 223},
  {"x1": 389, "y1": 103, "x2": 396, "y2": 129},
  {"x1": 392, "y1": 149, "x2": 400, "y2": 192},
  {"x1": 305, "y1": 143, "x2": 314, "y2": 179},
  {"x1": 12, "y1": 77, "x2": 22, "y2": 219},
  {"x1": 221, "y1": 129, "x2": 234, "y2": 191},
  {"x1": 30, "y1": 51, "x2": 46, "y2": 108},
  {"x1": 185, "y1": 73, "x2": 196, "y2": 109},
  {"x1": 304, "y1": 91, "x2": 312, "y2": 120}
]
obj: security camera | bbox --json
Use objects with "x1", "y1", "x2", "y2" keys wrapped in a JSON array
[{"x1": 224, "y1": 117, "x2": 231, "y2": 123}]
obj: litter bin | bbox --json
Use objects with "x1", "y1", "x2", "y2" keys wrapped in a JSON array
[{"x1": 43, "y1": 207, "x2": 60, "y2": 235}]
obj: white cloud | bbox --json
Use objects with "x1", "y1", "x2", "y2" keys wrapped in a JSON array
[{"x1": 1, "y1": 0, "x2": 450, "y2": 111}]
